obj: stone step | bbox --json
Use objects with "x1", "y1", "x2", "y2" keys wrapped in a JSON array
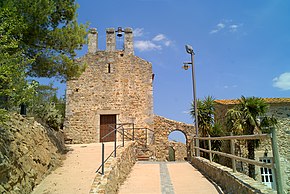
[{"x1": 137, "y1": 155, "x2": 150, "y2": 161}]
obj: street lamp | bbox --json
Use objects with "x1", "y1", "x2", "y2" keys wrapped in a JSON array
[{"x1": 183, "y1": 44, "x2": 200, "y2": 157}]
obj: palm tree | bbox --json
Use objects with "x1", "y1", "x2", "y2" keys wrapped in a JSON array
[
  {"x1": 226, "y1": 96, "x2": 277, "y2": 179},
  {"x1": 190, "y1": 96, "x2": 215, "y2": 137},
  {"x1": 190, "y1": 96, "x2": 223, "y2": 159}
]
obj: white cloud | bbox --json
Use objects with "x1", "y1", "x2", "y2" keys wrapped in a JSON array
[
  {"x1": 134, "y1": 40, "x2": 161, "y2": 51},
  {"x1": 210, "y1": 23, "x2": 225, "y2": 34},
  {"x1": 217, "y1": 23, "x2": 225, "y2": 29},
  {"x1": 229, "y1": 24, "x2": 238, "y2": 32},
  {"x1": 153, "y1": 34, "x2": 172, "y2": 47},
  {"x1": 133, "y1": 28, "x2": 144, "y2": 37},
  {"x1": 164, "y1": 40, "x2": 172, "y2": 46},
  {"x1": 210, "y1": 21, "x2": 242, "y2": 34},
  {"x1": 223, "y1": 85, "x2": 237, "y2": 89},
  {"x1": 153, "y1": 34, "x2": 166, "y2": 41},
  {"x1": 273, "y1": 72, "x2": 290, "y2": 90}
]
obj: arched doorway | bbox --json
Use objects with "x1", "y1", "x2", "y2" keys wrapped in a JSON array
[{"x1": 168, "y1": 130, "x2": 187, "y2": 161}]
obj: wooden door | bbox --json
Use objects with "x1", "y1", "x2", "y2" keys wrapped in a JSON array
[{"x1": 100, "y1": 115, "x2": 116, "y2": 142}]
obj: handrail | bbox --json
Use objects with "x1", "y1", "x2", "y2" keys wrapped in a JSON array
[
  {"x1": 192, "y1": 128, "x2": 283, "y2": 193},
  {"x1": 95, "y1": 144, "x2": 122, "y2": 174},
  {"x1": 96, "y1": 123, "x2": 152, "y2": 175},
  {"x1": 197, "y1": 148, "x2": 273, "y2": 169},
  {"x1": 194, "y1": 134, "x2": 271, "y2": 141}
]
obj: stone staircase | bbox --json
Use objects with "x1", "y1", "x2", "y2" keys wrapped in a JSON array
[{"x1": 136, "y1": 145, "x2": 154, "y2": 161}]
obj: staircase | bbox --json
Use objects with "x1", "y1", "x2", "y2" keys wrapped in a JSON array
[{"x1": 136, "y1": 145, "x2": 153, "y2": 161}]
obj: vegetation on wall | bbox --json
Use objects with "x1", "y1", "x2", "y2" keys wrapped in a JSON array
[{"x1": 29, "y1": 83, "x2": 65, "y2": 130}]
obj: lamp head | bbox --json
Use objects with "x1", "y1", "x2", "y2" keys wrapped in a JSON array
[
  {"x1": 185, "y1": 44, "x2": 194, "y2": 54},
  {"x1": 182, "y1": 63, "x2": 190, "y2": 70}
]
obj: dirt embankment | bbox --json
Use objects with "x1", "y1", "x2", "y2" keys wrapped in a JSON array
[{"x1": 0, "y1": 113, "x2": 64, "y2": 194}]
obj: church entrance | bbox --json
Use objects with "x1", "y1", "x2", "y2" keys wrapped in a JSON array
[{"x1": 100, "y1": 115, "x2": 116, "y2": 142}]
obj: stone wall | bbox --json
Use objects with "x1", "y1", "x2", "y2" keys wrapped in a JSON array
[
  {"x1": 267, "y1": 104, "x2": 290, "y2": 193},
  {"x1": 168, "y1": 141, "x2": 187, "y2": 161},
  {"x1": 191, "y1": 157, "x2": 275, "y2": 194},
  {"x1": 89, "y1": 141, "x2": 137, "y2": 193},
  {"x1": 153, "y1": 115, "x2": 194, "y2": 161},
  {"x1": 0, "y1": 114, "x2": 62, "y2": 194},
  {"x1": 65, "y1": 28, "x2": 153, "y2": 143}
]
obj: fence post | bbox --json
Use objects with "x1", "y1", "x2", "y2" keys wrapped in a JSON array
[
  {"x1": 102, "y1": 142, "x2": 105, "y2": 175},
  {"x1": 230, "y1": 132, "x2": 236, "y2": 172},
  {"x1": 193, "y1": 138, "x2": 196, "y2": 156},
  {"x1": 271, "y1": 127, "x2": 283, "y2": 194},
  {"x1": 208, "y1": 135, "x2": 212, "y2": 162}
]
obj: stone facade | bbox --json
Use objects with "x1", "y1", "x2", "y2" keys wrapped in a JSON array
[
  {"x1": 64, "y1": 28, "x2": 153, "y2": 143},
  {"x1": 153, "y1": 115, "x2": 194, "y2": 161},
  {"x1": 214, "y1": 98, "x2": 290, "y2": 193}
]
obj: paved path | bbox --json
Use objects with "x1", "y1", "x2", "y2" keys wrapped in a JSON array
[
  {"x1": 118, "y1": 161, "x2": 221, "y2": 194},
  {"x1": 32, "y1": 142, "x2": 120, "y2": 194}
]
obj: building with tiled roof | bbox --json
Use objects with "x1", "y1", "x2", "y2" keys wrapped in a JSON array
[
  {"x1": 215, "y1": 98, "x2": 290, "y2": 105},
  {"x1": 214, "y1": 97, "x2": 290, "y2": 191}
]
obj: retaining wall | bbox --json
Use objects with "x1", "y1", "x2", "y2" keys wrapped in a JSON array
[
  {"x1": 191, "y1": 157, "x2": 276, "y2": 194},
  {"x1": 90, "y1": 141, "x2": 137, "y2": 193}
]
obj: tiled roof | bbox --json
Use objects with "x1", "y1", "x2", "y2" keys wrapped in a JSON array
[{"x1": 215, "y1": 98, "x2": 290, "y2": 105}]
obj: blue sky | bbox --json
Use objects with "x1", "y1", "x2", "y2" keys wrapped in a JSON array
[{"x1": 49, "y1": 0, "x2": 290, "y2": 125}]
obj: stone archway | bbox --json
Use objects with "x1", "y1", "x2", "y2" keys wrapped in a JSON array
[
  {"x1": 168, "y1": 130, "x2": 187, "y2": 161},
  {"x1": 153, "y1": 115, "x2": 195, "y2": 161}
]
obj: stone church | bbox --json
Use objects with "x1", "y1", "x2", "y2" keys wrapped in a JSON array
[
  {"x1": 64, "y1": 27, "x2": 154, "y2": 143},
  {"x1": 64, "y1": 27, "x2": 194, "y2": 160}
]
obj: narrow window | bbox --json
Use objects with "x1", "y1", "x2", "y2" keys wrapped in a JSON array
[{"x1": 107, "y1": 63, "x2": 111, "y2": 73}]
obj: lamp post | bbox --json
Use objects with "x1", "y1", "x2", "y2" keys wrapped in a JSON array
[{"x1": 183, "y1": 44, "x2": 200, "y2": 157}]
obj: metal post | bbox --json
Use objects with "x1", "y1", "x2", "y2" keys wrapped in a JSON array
[
  {"x1": 191, "y1": 52, "x2": 200, "y2": 157},
  {"x1": 122, "y1": 126, "x2": 124, "y2": 147},
  {"x1": 208, "y1": 135, "x2": 212, "y2": 162},
  {"x1": 146, "y1": 128, "x2": 148, "y2": 145},
  {"x1": 114, "y1": 130, "x2": 117, "y2": 157},
  {"x1": 271, "y1": 127, "x2": 283, "y2": 193},
  {"x1": 230, "y1": 132, "x2": 236, "y2": 172},
  {"x1": 102, "y1": 142, "x2": 105, "y2": 175}
]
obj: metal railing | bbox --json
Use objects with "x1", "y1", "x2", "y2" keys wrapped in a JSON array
[
  {"x1": 192, "y1": 127, "x2": 283, "y2": 193},
  {"x1": 96, "y1": 123, "x2": 153, "y2": 175}
]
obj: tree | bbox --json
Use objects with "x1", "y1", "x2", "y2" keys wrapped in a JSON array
[
  {"x1": 226, "y1": 96, "x2": 277, "y2": 179},
  {"x1": 0, "y1": 0, "x2": 87, "y2": 121},
  {"x1": 1, "y1": 0, "x2": 88, "y2": 81},
  {"x1": 190, "y1": 96, "x2": 216, "y2": 137},
  {"x1": 190, "y1": 96, "x2": 223, "y2": 160},
  {"x1": 28, "y1": 83, "x2": 65, "y2": 130},
  {"x1": 0, "y1": 7, "x2": 38, "y2": 119}
]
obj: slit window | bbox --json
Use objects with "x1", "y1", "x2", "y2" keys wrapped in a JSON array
[{"x1": 107, "y1": 63, "x2": 111, "y2": 73}]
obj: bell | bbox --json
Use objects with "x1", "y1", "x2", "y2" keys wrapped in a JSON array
[{"x1": 117, "y1": 27, "x2": 123, "y2": 37}]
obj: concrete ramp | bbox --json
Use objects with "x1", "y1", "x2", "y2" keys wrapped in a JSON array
[
  {"x1": 32, "y1": 142, "x2": 120, "y2": 194},
  {"x1": 118, "y1": 161, "x2": 221, "y2": 194}
]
